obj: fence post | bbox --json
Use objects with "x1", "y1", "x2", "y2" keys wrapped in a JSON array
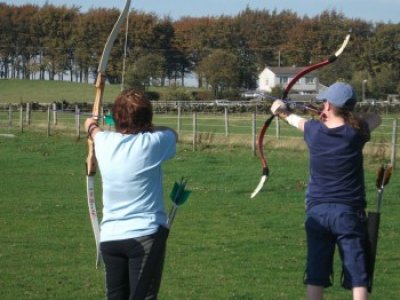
[
  {"x1": 391, "y1": 118, "x2": 398, "y2": 170},
  {"x1": 224, "y1": 107, "x2": 229, "y2": 137},
  {"x1": 177, "y1": 104, "x2": 182, "y2": 133},
  {"x1": 26, "y1": 102, "x2": 31, "y2": 125},
  {"x1": 275, "y1": 116, "x2": 280, "y2": 140},
  {"x1": 193, "y1": 112, "x2": 197, "y2": 151},
  {"x1": 8, "y1": 104, "x2": 12, "y2": 128},
  {"x1": 47, "y1": 105, "x2": 51, "y2": 137},
  {"x1": 252, "y1": 112, "x2": 256, "y2": 156},
  {"x1": 19, "y1": 104, "x2": 24, "y2": 133},
  {"x1": 52, "y1": 103, "x2": 57, "y2": 125},
  {"x1": 75, "y1": 105, "x2": 81, "y2": 139}
]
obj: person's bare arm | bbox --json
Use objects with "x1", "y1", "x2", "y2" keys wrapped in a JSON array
[
  {"x1": 270, "y1": 100, "x2": 307, "y2": 132},
  {"x1": 84, "y1": 118, "x2": 101, "y2": 139}
]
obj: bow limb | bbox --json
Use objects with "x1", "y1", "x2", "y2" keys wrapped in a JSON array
[
  {"x1": 86, "y1": 0, "x2": 131, "y2": 268},
  {"x1": 250, "y1": 115, "x2": 274, "y2": 198},
  {"x1": 251, "y1": 31, "x2": 351, "y2": 199},
  {"x1": 282, "y1": 32, "x2": 351, "y2": 99}
]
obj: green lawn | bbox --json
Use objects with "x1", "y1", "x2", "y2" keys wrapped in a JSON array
[
  {"x1": 0, "y1": 79, "x2": 201, "y2": 103},
  {"x1": 0, "y1": 132, "x2": 399, "y2": 299},
  {"x1": 0, "y1": 79, "x2": 122, "y2": 103}
]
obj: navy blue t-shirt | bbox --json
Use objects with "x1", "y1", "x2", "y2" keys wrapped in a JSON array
[{"x1": 304, "y1": 119, "x2": 369, "y2": 209}]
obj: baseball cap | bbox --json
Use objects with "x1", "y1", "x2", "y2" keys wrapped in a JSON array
[{"x1": 316, "y1": 82, "x2": 357, "y2": 108}]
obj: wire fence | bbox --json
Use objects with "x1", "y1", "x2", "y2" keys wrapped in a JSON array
[{"x1": 1, "y1": 102, "x2": 398, "y2": 168}]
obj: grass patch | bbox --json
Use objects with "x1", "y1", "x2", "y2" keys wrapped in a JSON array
[
  {"x1": 0, "y1": 132, "x2": 399, "y2": 299},
  {"x1": 0, "y1": 79, "x2": 122, "y2": 104},
  {"x1": 0, "y1": 79, "x2": 203, "y2": 103}
]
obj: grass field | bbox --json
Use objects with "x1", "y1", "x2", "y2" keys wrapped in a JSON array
[
  {"x1": 0, "y1": 79, "x2": 199, "y2": 104},
  {"x1": 0, "y1": 131, "x2": 399, "y2": 299}
]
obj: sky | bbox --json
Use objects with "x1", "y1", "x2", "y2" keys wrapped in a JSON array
[{"x1": 4, "y1": 0, "x2": 400, "y2": 23}]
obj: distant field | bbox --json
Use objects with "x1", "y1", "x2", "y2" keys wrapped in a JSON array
[
  {"x1": 0, "y1": 79, "x2": 124, "y2": 103},
  {"x1": 0, "y1": 79, "x2": 203, "y2": 103}
]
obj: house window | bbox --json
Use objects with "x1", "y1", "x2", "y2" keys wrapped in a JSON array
[
  {"x1": 279, "y1": 76, "x2": 288, "y2": 84},
  {"x1": 305, "y1": 77, "x2": 315, "y2": 84}
]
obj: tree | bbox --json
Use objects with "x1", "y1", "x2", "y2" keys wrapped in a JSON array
[
  {"x1": 0, "y1": 4, "x2": 15, "y2": 78},
  {"x1": 1, "y1": 2, "x2": 398, "y2": 101},
  {"x1": 73, "y1": 8, "x2": 126, "y2": 84},
  {"x1": 36, "y1": 5, "x2": 77, "y2": 80},
  {"x1": 151, "y1": 19, "x2": 176, "y2": 86},
  {"x1": 172, "y1": 17, "x2": 220, "y2": 88},
  {"x1": 126, "y1": 12, "x2": 178, "y2": 86},
  {"x1": 197, "y1": 49, "x2": 240, "y2": 98},
  {"x1": 125, "y1": 53, "x2": 166, "y2": 90},
  {"x1": 370, "y1": 64, "x2": 399, "y2": 98},
  {"x1": 10, "y1": 4, "x2": 41, "y2": 79},
  {"x1": 236, "y1": 8, "x2": 298, "y2": 69},
  {"x1": 368, "y1": 23, "x2": 400, "y2": 96},
  {"x1": 172, "y1": 17, "x2": 198, "y2": 86}
]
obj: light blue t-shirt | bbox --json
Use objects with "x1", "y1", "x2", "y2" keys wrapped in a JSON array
[{"x1": 94, "y1": 129, "x2": 176, "y2": 242}]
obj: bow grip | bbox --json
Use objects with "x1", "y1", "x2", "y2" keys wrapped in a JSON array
[{"x1": 86, "y1": 138, "x2": 97, "y2": 176}]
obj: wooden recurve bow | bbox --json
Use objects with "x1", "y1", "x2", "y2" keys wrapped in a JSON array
[{"x1": 86, "y1": 0, "x2": 131, "y2": 268}]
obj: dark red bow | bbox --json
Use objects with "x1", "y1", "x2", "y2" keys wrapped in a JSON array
[{"x1": 251, "y1": 31, "x2": 351, "y2": 198}]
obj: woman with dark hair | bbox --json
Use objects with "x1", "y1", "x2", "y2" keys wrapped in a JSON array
[
  {"x1": 270, "y1": 82, "x2": 381, "y2": 300},
  {"x1": 85, "y1": 89, "x2": 177, "y2": 300}
]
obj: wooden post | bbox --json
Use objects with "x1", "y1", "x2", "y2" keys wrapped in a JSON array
[
  {"x1": 391, "y1": 118, "x2": 398, "y2": 170},
  {"x1": 252, "y1": 112, "x2": 257, "y2": 156},
  {"x1": 19, "y1": 104, "x2": 23, "y2": 133},
  {"x1": 275, "y1": 116, "x2": 280, "y2": 140},
  {"x1": 8, "y1": 104, "x2": 12, "y2": 128},
  {"x1": 47, "y1": 105, "x2": 51, "y2": 137},
  {"x1": 193, "y1": 112, "x2": 197, "y2": 151},
  {"x1": 52, "y1": 103, "x2": 57, "y2": 125},
  {"x1": 224, "y1": 107, "x2": 229, "y2": 137},
  {"x1": 177, "y1": 104, "x2": 182, "y2": 133},
  {"x1": 75, "y1": 105, "x2": 81, "y2": 139},
  {"x1": 26, "y1": 102, "x2": 31, "y2": 125}
]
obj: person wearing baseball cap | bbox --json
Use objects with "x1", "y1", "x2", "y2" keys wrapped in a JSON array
[
  {"x1": 270, "y1": 82, "x2": 381, "y2": 300},
  {"x1": 316, "y1": 81, "x2": 357, "y2": 108}
]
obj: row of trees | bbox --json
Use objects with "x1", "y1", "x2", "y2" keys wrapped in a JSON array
[{"x1": 0, "y1": 3, "x2": 399, "y2": 99}]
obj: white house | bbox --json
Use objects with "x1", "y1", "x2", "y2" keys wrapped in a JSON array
[{"x1": 258, "y1": 66, "x2": 320, "y2": 94}]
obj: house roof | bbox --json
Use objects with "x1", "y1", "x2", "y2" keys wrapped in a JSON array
[{"x1": 267, "y1": 66, "x2": 317, "y2": 76}]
